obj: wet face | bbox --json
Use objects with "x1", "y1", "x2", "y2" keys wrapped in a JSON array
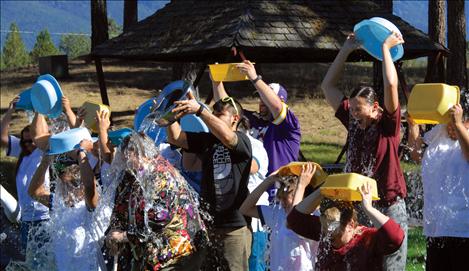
[
  {"x1": 258, "y1": 99, "x2": 271, "y2": 120},
  {"x1": 21, "y1": 131, "x2": 36, "y2": 154},
  {"x1": 349, "y1": 97, "x2": 379, "y2": 129}
]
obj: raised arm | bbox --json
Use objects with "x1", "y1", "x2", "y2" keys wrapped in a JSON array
[
  {"x1": 295, "y1": 188, "x2": 323, "y2": 215},
  {"x1": 450, "y1": 104, "x2": 469, "y2": 162},
  {"x1": 292, "y1": 163, "x2": 316, "y2": 206},
  {"x1": 1, "y1": 97, "x2": 19, "y2": 147},
  {"x1": 240, "y1": 175, "x2": 278, "y2": 218},
  {"x1": 382, "y1": 32, "x2": 404, "y2": 114},
  {"x1": 406, "y1": 116, "x2": 424, "y2": 164},
  {"x1": 62, "y1": 96, "x2": 77, "y2": 128},
  {"x1": 166, "y1": 121, "x2": 189, "y2": 150},
  {"x1": 31, "y1": 113, "x2": 51, "y2": 151},
  {"x1": 77, "y1": 146, "x2": 99, "y2": 209},
  {"x1": 358, "y1": 182, "x2": 389, "y2": 228},
  {"x1": 96, "y1": 110, "x2": 113, "y2": 164},
  {"x1": 320, "y1": 34, "x2": 359, "y2": 111},
  {"x1": 212, "y1": 81, "x2": 229, "y2": 102},
  {"x1": 237, "y1": 60, "x2": 283, "y2": 117},
  {"x1": 28, "y1": 155, "x2": 52, "y2": 208}
]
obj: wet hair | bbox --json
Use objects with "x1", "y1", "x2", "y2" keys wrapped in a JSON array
[
  {"x1": 276, "y1": 175, "x2": 299, "y2": 200},
  {"x1": 320, "y1": 199, "x2": 358, "y2": 227},
  {"x1": 350, "y1": 86, "x2": 378, "y2": 105},
  {"x1": 15, "y1": 125, "x2": 32, "y2": 176},
  {"x1": 60, "y1": 164, "x2": 81, "y2": 181}
]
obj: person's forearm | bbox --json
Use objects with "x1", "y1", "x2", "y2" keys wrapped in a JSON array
[
  {"x1": 0, "y1": 109, "x2": 13, "y2": 147},
  {"x1": 98, "y1": 127, "x2": 113, "y2": 163},
  {"x1": 240, "y1": 176, "x2": 276, "y2": 218},
  {"x1": 407, "y1": 123, "x2": 423, "y2": 163},
  {"x1": 455, "y1": 123, "x2": 469, "y2": 162},
  {"x1": 28, "y1": 158, "x2": 51, "y2": 207},
  {"x1": 253, "y1": 79, "x2": 283, "y2": 117},
  {"x1": 320, "y1": 49, "x2": 349, "y2": 110},
  {"x1": 31, "y1": 113, "x2": 50, "y2": 151},
  {"x1": 64, "y1": 108, "x2": 77, "y2": 128},
  {"x1": 166, "y1": 122, "x2": 188, "y2": 149},
  {"x1": 382, "y1": 44, "x2": 399, "y2": 113},
  {"x1": 292, "y1": 182, "x2": 308, "y2": 207},
  {"x1": 295, "y1": 189, "x2": 323, "y2": 214},
  {"x1": 199, "y1": 108, "x2": 238, "y2": 149},
  {"x1": 363, "y1": 205, "x2": 389, "y2": 229},
  {"x1": 78, "y1": 153, "x2": 98, "y2": 209},
  {"x1": 212, "y1": 81, "x2": 229, "y2": 102}
]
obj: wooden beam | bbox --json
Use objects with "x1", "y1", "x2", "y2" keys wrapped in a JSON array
[{"x1": 94, "y1": 58, "x2": 110, "y2": 106}]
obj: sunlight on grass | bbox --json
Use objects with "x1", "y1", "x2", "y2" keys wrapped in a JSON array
[{"x1": 407, "y1": 227, "x2": 426, "y2": 271}]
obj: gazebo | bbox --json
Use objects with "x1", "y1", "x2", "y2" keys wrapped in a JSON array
[{"x1": 92, "y1": 0, "x2": 447, "y2": 106}]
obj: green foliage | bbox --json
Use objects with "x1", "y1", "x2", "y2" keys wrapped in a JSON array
[
  {"x1": 30, "y1": 29, "x2": 60, "y2": 63},
  {"x1": 108, "y1": 18, "x2": 123, "y2": 39},
  {"x1": 0, "y1": 53, "x2": 5, "y2": 70},
  {"x1": 59, "y1": 34, "x2": 91, "y2": 59},
  {"x1": 2, "y1": 23, "x2": 31, "y2": 69}
]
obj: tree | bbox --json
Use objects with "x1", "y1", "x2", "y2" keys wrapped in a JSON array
[
  {"x1": 91, "y1": 0, "x2": 109, "y2": 50},
  {"x1": 124, "y1": 0, "x2": 138, "y2": 32},
  {"x1": 30, "y1": 29, "x2": 60, "y2": 63},
  {"x1": 446, "y1": 0, "x2": 467, "y2": 88},
  {"x1": 426, "y1": 0, "x2": 446, "y2": 83},
  {"x1": 59, "y1": 34, "x2": 91, "y2": 59},
  {"x1": 108, "y1": 18, "x2": 123, "y2": 39},
  {"x1": 2, "y1": 23, "x2": 30, "y2": 69},
  {"x1": 0, "y1": 53, "x2": 5, "y2": 70}
]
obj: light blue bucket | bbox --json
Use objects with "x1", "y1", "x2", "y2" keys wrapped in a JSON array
[
  {"x1": 31, "y1": 74, "x2": 63, "y2": 118},
  {"x1": 16, "y1": 88, "x2": 33, "y2": 111}
]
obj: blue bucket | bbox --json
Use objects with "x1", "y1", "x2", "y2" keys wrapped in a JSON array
[
  {"x1": 354, "y1": 17, "x2": 404, "y2": 62},
  {"x1": 31, "y1": 74, "x2": 63, "y2": 118},
  {"x1": 16, "y1": 88, "x2": 34, "y2": 111}
]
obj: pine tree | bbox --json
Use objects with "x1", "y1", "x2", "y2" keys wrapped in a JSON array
[
  {"x1": 2, "y1": 23, "x2": 30, "y2": 69},
  {"x1": 30, "y1": 29, "x2": 60, "y2": 63},
  {"x1": 0, "y1": 53, "x2": 5, "y2": 70},
  {"x1": 59, "y1": 34, "x2": 91, "y2": 59}
]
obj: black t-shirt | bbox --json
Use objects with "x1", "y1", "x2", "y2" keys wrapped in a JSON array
[{"x1": 185, "y1": 131, "x2": 252, "y2": 228}]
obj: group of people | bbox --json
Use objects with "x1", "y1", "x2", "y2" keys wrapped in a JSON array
[{"x1": 0, "y1": 31, "x2": 468, "y2": 271}]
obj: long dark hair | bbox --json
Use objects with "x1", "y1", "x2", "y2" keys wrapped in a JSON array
[
  {"x1": 350, "y1": 86, "x2": 378, "y2": 105},
  {"x1": 15, "y1": 125, "x2": 31, "y2": 177}
]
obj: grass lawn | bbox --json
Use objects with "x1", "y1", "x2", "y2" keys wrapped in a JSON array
[{"x1": 407, "y1": 227, "x2": 426, "y2": 271}]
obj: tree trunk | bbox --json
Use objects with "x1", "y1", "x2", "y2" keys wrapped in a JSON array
[
  {"x1": 426, "y1": 0, "x2": 446, "y2": 83},
  {"x1": 446, "y1": 0, "x2": 467, "y2": 89},
  {"x1": 91, "y1": 0, "x2": 109, "y2": 50},
  {"x1": 124, "y1": 0, "x2": 138, "y2": 32}
]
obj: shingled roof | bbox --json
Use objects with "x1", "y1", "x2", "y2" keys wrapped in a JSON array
[{"x1": 92, "y1": 0, "x2": 447, "y2": 63}]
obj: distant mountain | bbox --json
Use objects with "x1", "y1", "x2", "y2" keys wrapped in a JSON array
[
  {"x1": 0, "y1": 0, "x2": 168, "y2": 50},
  {"x1": 0, "y1": 0, "x2": 468, "y2": 51}
]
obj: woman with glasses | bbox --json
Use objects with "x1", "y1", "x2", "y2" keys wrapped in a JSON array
[{"x1": 0, "y1": 96, "x2": 50, "y2": 255}]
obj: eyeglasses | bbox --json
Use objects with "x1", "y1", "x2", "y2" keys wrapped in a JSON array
[{"x1": 221, "y1": 96, "x2": 239, "y2": 116}]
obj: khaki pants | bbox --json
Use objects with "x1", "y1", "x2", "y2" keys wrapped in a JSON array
[{"x1": 213, "y1": 226, "x2": 252, "y2": 271}]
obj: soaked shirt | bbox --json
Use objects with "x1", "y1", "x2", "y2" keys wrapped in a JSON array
[
  {"x1": 109, "y1": 155, "x2": 207, "y2": 270},
  {"x1": 335, "y1": 99, "x2": 406, "y2": 206},
  {"x1": 186, "y1": 131, "x2": 252, "y2": 228}
]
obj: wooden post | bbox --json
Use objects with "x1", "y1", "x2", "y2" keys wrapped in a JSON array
[
  {"x1": 95, "y1": 58, "x2": 110, "y2": 106},
  {"x1": 426, "y1": 0, "x2": 446, "y2": 83},
  {"x1": 91, "y1": 0, "x2": 109, "y2": 50},
  {"x1": 124, "y1": 0, "x2": 138, "y2": 32}
]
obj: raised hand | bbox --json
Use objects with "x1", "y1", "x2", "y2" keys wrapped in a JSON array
[
  {"x1": 449, "y1": 104, "x2": 464, "y2": 126},
  {"x1": 62, "y1": 96, "x2": 72, "y2": 113},
  {"x1": 172, "y1": 91, "x2": 200, "y2": 119},
  {"x1": 298, "y1": 162, "x2": 316, "y2": 188},
  {"x1": 8, "y1": 96, "x2": 20, "y2": 112},
  {"x1": 358, "y1": 182, "x2": 373, "y2": 210},
  {"x1": 383, "y1": 31, "x2": 404, "y2": 49},
  {"x1": 236, "y1": 60, "x2": 257, "y2": 81},
  {"x1": 96, "y1": 109, "x2": 110, "y2": 132},
  {"x1": 342, "y1": 33, "x2": 361, "y2": 53}
]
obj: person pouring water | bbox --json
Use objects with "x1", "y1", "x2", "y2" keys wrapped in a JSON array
[{"x1": 320, "y1": 32, "x2": 407, "y2": 270}]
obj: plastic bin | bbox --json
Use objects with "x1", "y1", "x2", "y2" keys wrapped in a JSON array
[
  {"x1": 82, "y1": 101, "x2": 111, "y2": 133},
  {"x1": 208, "y1": 63, "x2": 251, "y2": 82},
  {"x1": 277, "y1": 162, "x2": 328, "y2": 188},
  {"x1": 320, "y1": 173, "x2": 379, "y2": 201},
  {"x1": 408, "y1": 83, "x2": 460, "y2": 124}
]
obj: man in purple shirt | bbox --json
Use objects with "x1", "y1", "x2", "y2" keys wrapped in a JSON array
[{"x1": 212, "y1": 60, "x2": 301, "y2": 199}]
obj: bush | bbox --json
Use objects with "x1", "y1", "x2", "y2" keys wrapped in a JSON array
[
  {"x1": 30, "y1": 29, "x2": 60, "y2": 63},
  {"x1": 59, "y1": 34, "x2": 91, "y2": 59},
  {"x1": 2, "y1": 23, "x2": 31, "y2": 69}
]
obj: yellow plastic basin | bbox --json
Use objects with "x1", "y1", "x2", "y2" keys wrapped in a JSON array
[
  {"x1": 208, "y1": 63, "x2": 252, "y2": 82},
  {"x1": 82, "y1": 101, "x2": 111, "y2": 133},
  {"x1": 408, "y1": 83, "x2": 460, "y2": 124},
  {"x1": 277, "y1": 162, "x2": 328, "y2": 188},
  {"x1": 320, "y1": 173, "x2": 380, "y2": 201}
]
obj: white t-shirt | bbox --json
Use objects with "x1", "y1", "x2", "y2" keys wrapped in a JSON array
[
  {"x1": 247, "y1": 135, "x2": 269, "y2": 232},
  {"x1": 259, "y1": 205, "x2": 318, "y2": 271},
  {"x1": 7, "y1": 136, "x2": 50, "y2": 222},
  {"x1": 422, "y1": 124, "x2": 469, "y2": 238},
  {"x1": 86, "y1": 153, "x2": 111, "y2": 188}
]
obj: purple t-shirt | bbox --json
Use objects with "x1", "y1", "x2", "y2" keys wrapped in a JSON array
[{"x1": 245, "y1": 103, "x2": 301, "y2": 175}]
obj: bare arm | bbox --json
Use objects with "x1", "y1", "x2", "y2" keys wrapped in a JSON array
[
  {"x1": 358, "y1": 183, "x2": 389, "y2": 228},
  {"x1": 62, "y1": 96, "x2": 77, "y2": 128},
  {"x1": 31, "y1": 113, "x2": 51, "y2": 151},
  {"x1": 240, "y1": 175, "x2": 277, "y2": 218},
  {"x1": 212, "y1": 81, "x2": 229, "y2": 102},
  {"x1": 237, "y1": 61, "x2": 283, "y2": 117},
  {"x1": 320, "y1": 35, "x2": 359, "y2": 111},
  {"x1": 28, "y1": 155, "x2": 51, "y2": 208},
  {"x1": 96, "y1": 110, "x2": 113, "y2": 164},
  {"x1": 382, "y1": 33, "x2": 404, "y2": 114},
  {"x1": 77, "y1": 150, "x2": 98, "y2": 209},
  {"x1": 450, "y1": 104, "x2": 469, "y2": 162},
  {"x1": 295, "y1": 189, "x2": 323, "y2": 215},
  {"x1": 166, "y1": 121, "x2": 189, "y2": 150},
  {"x1": 406, "y1": 117, "x2": 423, "y2": 164},
  {"x1": 1, "y1": 97, "x2": 18, "y2": 147},
  {"x1": 292, "y1": 163, "x2": 316, "y2": 207}
]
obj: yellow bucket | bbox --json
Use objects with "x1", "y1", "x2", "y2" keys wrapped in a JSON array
[
  {"x1": 320, "y1": 173, "x2": 380, "y2": 201},
  {"x1": 208, "y1": 63, "x2": 252, "y2": 82},
  {"x1": 82, "y1": 101, "x2": 111, "y2": 133},
  {"x1": 277, "y1": 162, "x2": 328, "y2": 188},
  {"x1": 407, "y1": 83, "x2": 460, "y2": 124}
]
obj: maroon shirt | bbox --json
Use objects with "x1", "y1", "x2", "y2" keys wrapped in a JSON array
[
  {"x1": 335, "y1": 99, "x2": 406, "y2": 206},
  {"x1": 287, "y1": 207, "x2": 404, "y2": 271}
]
